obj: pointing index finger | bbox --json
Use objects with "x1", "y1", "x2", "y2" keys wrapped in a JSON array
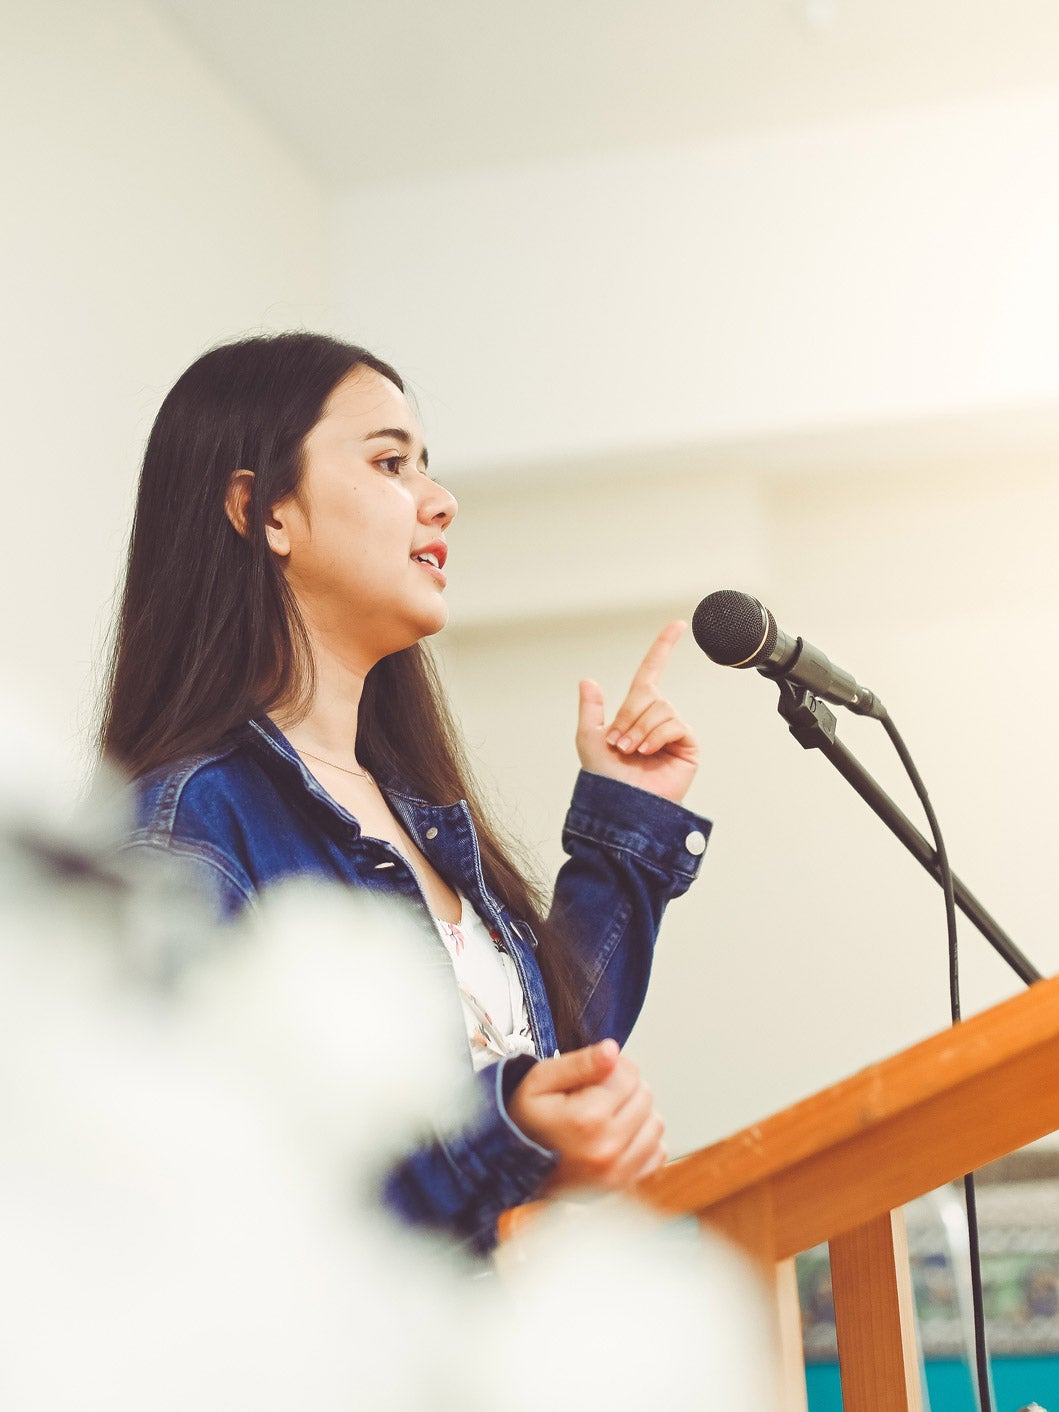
[{"x1": 633, "y1": 620, "x2": 687, "y2": 688}]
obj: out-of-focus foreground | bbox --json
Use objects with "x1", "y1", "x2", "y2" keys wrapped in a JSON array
[{"x1": 0, "y1": 709, "x2": 779, "y2": 1410}]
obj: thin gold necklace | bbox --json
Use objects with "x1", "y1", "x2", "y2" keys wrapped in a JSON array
[{"x1": 296, "y1": 747, "x2": 373, "y2": 782}]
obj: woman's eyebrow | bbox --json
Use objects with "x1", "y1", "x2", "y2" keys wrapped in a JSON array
[{"x1": 364, "y1": 426, "x2": 429, "y2": 470}]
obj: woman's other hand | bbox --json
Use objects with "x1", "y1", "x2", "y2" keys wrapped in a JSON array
[
  {"x1": 507, "y1": 1040, "x2": 667, "y2": 1194},
  {"x1": 576, "y1": 620, "x2": 700, "y2": 803}
]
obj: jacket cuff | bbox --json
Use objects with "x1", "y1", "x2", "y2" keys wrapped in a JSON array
[
  {"x1": 493, "y1": 1052, "x2": 556, "y2": 1159},
  {"x1": 379, "y1": 1054, "x2": 557, "y2": 1255},
  {"x1": 564, "y1": 770, "x2": 712, "y2": 887},
  {"x1": 439, "y1": 1054, "x2": 557, "y2": 1201}
]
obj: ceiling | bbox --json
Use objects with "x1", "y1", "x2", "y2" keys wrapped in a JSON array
[{"x1": 151, "y1": 0, "x2": 1059, "y2": 188}]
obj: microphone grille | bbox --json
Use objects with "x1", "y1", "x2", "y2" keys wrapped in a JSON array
[{"x1": 692, "y1": 590, "x2": 775, "y2": 666}]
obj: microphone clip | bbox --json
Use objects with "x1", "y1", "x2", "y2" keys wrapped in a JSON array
[{"x1": 775, "y1": 679, "x2": 838, "y2": 752}]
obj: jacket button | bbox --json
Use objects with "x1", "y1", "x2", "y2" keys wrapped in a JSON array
[
  {"x1": 425, "y1": 827, "x2": 438, "y2": 840},
  {"x1": 684, "y1": 829, "x2": 707, "y2": 856}
]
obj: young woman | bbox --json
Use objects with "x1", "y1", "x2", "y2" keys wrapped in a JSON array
[{"x1": 102, "y1": 332, "x2": 712, "y2": 1254}]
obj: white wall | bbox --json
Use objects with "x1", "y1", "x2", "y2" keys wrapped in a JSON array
[
  {"x1": 435, "y1": 437, "x2": 1059, "y2": 1156},
  {"x1": 334, "y1": 85, "x2": 1059, "y2": 473},
  {"x1": 1, "y1": 0, "x2": 329, "y2": 772},
  {"x1": 8, "y1": 0, "x2": 1059, "y2": 1160},
  {"x1": 333, "y1": 84, "x2": 1059, "y2": 1152}
]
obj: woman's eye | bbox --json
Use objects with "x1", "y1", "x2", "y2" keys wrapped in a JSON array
[{"x1": 376, "y1": 454, "x2": 408, "y2": 475}]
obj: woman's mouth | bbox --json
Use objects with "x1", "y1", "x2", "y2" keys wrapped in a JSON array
[{"x1": 411, "y1": 541, "x2": 448, "y2": 586}]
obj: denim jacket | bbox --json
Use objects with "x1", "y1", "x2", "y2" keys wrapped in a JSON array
[{"x1": 125, "y1": 717, "x2": 712, "y2": 1252}]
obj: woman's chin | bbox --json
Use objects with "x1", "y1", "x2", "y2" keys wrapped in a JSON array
[
  {"x1": 378, "y1": 605, "x2": 450, "y2": 656},
  {"x1": 417, "y1": 601, "x2": 450, "y2": 639}
]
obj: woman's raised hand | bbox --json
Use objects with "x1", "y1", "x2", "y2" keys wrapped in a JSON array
[
  {"x1": 576, "y1": 620, "x2": 700, "y2": 803},
  {"x1": 507, "y1": 1040, "x2": 667, "y2": 1193}
]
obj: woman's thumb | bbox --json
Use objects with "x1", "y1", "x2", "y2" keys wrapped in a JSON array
[{"x1": 534, "y1": 1039, "x2": 620, "y2": 1094}]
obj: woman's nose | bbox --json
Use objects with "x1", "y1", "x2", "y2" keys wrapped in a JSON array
[{"x1": 421, "y1": 480, "x2": 458, "y2": 529}]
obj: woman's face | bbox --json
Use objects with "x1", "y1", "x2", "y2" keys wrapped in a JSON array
[{"x1": 270, "y1": 366, "x2": 458, "y2": 666}]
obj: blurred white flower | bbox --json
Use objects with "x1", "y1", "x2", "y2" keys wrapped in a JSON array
[
  {"x1": 492, "y1": 1198, "x2": 781, "y2": 1412},
  {"x1": 180, "y1": 880, "x2": 476, "y2": 1189},
  {"x1": 0, "y1": 707, "x2": 781, "y2": 1410}
]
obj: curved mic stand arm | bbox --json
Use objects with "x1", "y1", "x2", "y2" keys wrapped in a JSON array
[{"x1": 773, "y1": 678, "x2": 1044, "y2": 989}]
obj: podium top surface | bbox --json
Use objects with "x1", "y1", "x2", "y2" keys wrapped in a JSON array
[{"x1": 637, "y1": 969, "x2": 1059, "y2": 1255}]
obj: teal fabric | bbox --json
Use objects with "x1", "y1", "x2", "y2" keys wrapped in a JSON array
[{"x1": 806, "y1": 1355, "x2": 1059, "y2": 1410}]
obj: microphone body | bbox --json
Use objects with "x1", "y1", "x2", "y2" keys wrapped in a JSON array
[{"x1": 691, "y1": 590, "x2": 886, "y2": 720}]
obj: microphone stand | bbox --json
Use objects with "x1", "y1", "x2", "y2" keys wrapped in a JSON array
[
  {"x1": 773, "y1": 675, "x2": 1049, "y2": 1412},
  {"x1": 773, "y1": 678, "x2": 1043, "y2": 988}
]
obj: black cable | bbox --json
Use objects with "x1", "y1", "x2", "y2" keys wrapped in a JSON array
[
  {"x1": 964, "y1": 1172, "x2": 993, "y2": 1412},
  {"x1": 880, "y1": 711, "x2": 993, "y2": 1412},
  {"x1": 879, "y1": 715, "x2": 961, "y2": 1022}
]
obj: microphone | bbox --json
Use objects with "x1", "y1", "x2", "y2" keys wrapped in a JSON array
[{"x1": 691, "y1": 589, "x2": 886, "y2": 720}]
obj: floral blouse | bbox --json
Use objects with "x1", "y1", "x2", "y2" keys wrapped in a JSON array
[{"x1": 434, "y1": 893, "x2": 536, "y2": 1071}]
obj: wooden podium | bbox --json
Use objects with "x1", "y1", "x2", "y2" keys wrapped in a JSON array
[{"x1": 501, "y1": 972, "x2": 1059, "y2": 1410}]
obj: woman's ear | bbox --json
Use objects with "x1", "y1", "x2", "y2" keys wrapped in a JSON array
[{"x1": 224, "y1": 470, "x2": 291, "y2": 556}]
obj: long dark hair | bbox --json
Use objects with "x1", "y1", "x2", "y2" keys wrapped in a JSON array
[{"x1": 101, "y1": 331, "x2": 585, "y2": 1047}]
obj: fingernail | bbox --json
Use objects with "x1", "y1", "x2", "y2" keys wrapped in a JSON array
[
  {"x1": 605, "y1": 730, "x2": 620, "y2": 746},
  {"x1": 617, "y1": 736, "x2": 633, "y2": 752},
  {"x1": 637, "y1": 743, "x2": 651, "y2": 754}
]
